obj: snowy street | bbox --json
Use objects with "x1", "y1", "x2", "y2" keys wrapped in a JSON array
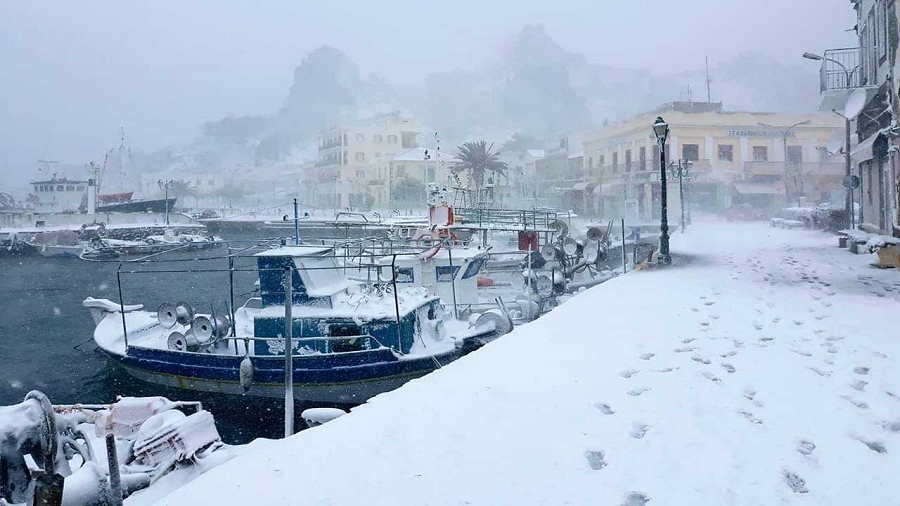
[{"x1": 157, "y1": 219, "x2": 899, "y2": 505}]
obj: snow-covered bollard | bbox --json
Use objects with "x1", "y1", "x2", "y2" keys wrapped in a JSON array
[{"x1": 301, "y1": 408, "x2": 347, "y2": 428}]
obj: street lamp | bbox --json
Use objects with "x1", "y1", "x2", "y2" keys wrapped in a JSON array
[
  {"x1": 803, "y1": 51, "x2": 858, "y2": 228},
  {"x1": 652, "y1": 116, "x2": 671, "y2": 265},
  {"x1": 157, "y1": 179, "x2": 173, "y2": 225},
  {"x1": 759, "y1": 120, "x2": 811, "y2": 207}
]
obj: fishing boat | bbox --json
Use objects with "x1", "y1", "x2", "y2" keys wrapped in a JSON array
[{"x1": 82, "y1": 242, "x2": 510, "y2": 404}]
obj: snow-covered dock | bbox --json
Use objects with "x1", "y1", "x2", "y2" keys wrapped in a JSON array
[{"x1": 160, "y1": 220, "x2": 899, "y2": 506}]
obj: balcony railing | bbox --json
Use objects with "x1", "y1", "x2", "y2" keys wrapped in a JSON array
[{"x1": 818, "y1": 47, "x2": 877, "y2": 92}]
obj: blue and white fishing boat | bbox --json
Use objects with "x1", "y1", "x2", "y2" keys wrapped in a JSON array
[{"x1": 82, "y1": 243, "x2": 509, "y2": 403}]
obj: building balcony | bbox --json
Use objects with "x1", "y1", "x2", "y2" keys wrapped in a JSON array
[{"x1": 814, "y1": 47, "x2": 877, "y2": 93}]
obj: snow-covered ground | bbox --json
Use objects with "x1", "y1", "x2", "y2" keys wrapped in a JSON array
[{"x1": 159, "y1": 219, "x2": 899, "y2": 506}]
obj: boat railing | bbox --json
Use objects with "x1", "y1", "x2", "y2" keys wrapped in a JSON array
[{"x1": 213, "y1": 333, "x2": 395, "y2": 355}]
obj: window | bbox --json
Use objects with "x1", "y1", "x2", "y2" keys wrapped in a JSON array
[
  {"x1": 752, "y1": 146, "x2": 768, "y2": 162},
  {"x1": 355, "y1": 133, "x2": 364, "y2": 143},
  {"x1": 56, "y1": 185, "x2": 64, "y2": 191},
  {"x1": 427, "y1": 167, "x2": 436, "y2": 181},
  {"x1": 356, "y1": 170, "x2": 365, "y2": 179},
  {"x1": 387, "y1": 134, "x2": 398, "y2": 144},
  {"x1": 682, "y1": 144, "x2": 700, "y2": 161},
  {"x1": 588, "y1": 157, "x2": 593, "y2": 169},
  {"x1": 599, "y1": 155, "x2": 605, "y2": 168},
  {"x1": 639, "y1": 146, "x2": 646, "y2": 171},
  {"x1": 394, "y1": 266, "x2": 414, "y2": 283},
  {"x1": 435, "y1": 265, "x2": 460, "y2": 282},
  {"x1": 396, "y1": 165, "x2": 406, "y2": 177},
  {"x1": 355, "y1": 152, "x2": 365, "y2": 162},
  {"x1": 462, "y1": 257, "x2": 486, "y2": 279},
  {"x1": 64, "y1": 185, "x2": 73, "y2": 191},
  {"x1": 612, "y1": 152, "x2": 618, "y2": 171},
  {"x1": 76, "y1": 186, "x2": 84, "y2": 191},
  {"x1": 208, "y1": 179, "x2": 214, "y2": 186},
  {"x1": 787, "y1": 146, "x2": 803, "y2": 164},
  {"x1": 375, "y1": 152, "x2": 381, "y2": 158},
  {"x1": 625, "y1": 149, "x2": 632, "y2": 172},
  {"x1": 876, "y1": 3, "x2": 887, "y2": 60},
  {"x1": 717, "y1": 145, "x2": 734, "y2": 162},
  {"x1": 374, "y1": 134, "x2": 383, "y2": 143}
]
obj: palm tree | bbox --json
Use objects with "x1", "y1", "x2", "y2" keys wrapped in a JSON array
[{"x1": 452, "y1": 141, "x2": 508, "y2": 190}]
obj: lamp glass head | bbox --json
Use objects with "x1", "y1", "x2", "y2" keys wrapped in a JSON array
[{"x1": 652, "y1": 117, "x2": 669, "y2": 142}]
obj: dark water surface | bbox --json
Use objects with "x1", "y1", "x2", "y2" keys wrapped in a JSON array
[{"x1": 0, "y1": 234, "x2": 327, "y2": 443}]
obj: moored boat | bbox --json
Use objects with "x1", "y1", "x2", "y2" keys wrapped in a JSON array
[{"x1": 83, "y1": 243, "x2": 509, "y2": 404}]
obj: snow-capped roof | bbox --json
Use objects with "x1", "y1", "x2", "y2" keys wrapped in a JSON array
[{"x1": 526, "y1": 149, "x2": 546, "y2": 159}]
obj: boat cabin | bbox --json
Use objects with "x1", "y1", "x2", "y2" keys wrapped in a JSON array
[
  {"x1": 29, "y1": 178, "x2": 89, "y2": 213},
  {"x1": 252, "y1": 246, "x2": 438, "y2": 357},
  {"x1": 378, "y1": 247, "x2": 487, "y2": 308}
]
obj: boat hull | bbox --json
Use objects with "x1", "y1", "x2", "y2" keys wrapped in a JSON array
[
  {"x1": 97, "y1": 198, "x2": 176, "y2": 214},
  {"x1": 104, "y1": 345, "x2": 460, "y2": 404}
]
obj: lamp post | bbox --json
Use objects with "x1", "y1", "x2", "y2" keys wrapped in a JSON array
[
  {"x1": 759, "y1": 120, "x2": 811, "y2": 207},
  {"x1": 157, "y1": 179, "x2": 172, "y2": 225},
  {"x1": 803, "y1": 52, "x2": 856, "y2": 228},
  {"x1": 669, "y1": 159, "x2": 692, "y2": 233},
  {"x1": 652, "y1": 116, "x2": 671, "y2": 265}
]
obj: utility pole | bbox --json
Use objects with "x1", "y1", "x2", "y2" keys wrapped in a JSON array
[{"x1": 705, "y1": 56, "x2": 712, "y2": 103}]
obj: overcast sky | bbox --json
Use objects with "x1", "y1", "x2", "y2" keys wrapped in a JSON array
[{"x1": 1, "y1": 0, "x2": 856, "y2": 186}]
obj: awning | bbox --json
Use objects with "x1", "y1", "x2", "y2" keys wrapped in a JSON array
[
  {"x1": 851, "y1": 132, "x2": 879, "y2": 163},
  {"x1": 733, "y1": 182, "x2": 783, "y2": 195}
]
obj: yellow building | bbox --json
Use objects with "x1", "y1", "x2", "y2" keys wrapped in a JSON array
[
  {"x1": 312, "y1": 113, "x2": 422, "y2": 209},
  {"x1": 582, "y1": 102, "x2": 845, "y2": 222}
]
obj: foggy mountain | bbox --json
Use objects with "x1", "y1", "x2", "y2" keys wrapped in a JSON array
[{"x1": 135, "y1": 25, "x2": 820, "y2": 177}]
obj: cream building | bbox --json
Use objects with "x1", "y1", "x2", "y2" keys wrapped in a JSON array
[
  {"x1": 582, "y1": 102, "x2": 845, "y2": 223},
  {"x1": 312, "y1": 113, "x2": 422, "y2": 209}
]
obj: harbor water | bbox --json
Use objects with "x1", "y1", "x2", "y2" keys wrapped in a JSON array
[{"x1": 0, "y1": 234, "x2": 326, "y2": 443}]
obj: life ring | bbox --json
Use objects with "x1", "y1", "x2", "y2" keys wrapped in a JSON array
[
  {"x1": 96, "y1": 223, "x2": 107, "y2": 237},
  {"x1": 412, "y1": 228, "x2": 457, "y2": 260}
]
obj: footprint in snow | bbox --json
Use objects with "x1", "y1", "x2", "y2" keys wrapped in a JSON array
[
  {"x1": 704, "y1": 301, "x2": 716, "y2": 306},
  {"x1": 651, "y1": 367, "x2": 678, "y2": 373},
  {"x1": 639, "y1": 353, "x2": 655, "y2": 360},
  {"x1": 772, "y1": 317, "x2": 781, "y2": 323},
  {"x1": 841, "y1": 395, "x2": 869, "y2": 410},
  {"x1": 738, "y1": 410, "x2": 763, "y2": 424},
  {"x1": 700, "y1": 321, "x2": 710, "y2": 327},
  {"x1": 621, "y1": 492, "x2": 651, "y2": 506},
  {"x1": 853, "y1": 366, "x2": 870, "y2": 375},
  {"x1": 793, "y1": 319, "x2": 805, "y2": 326},
  {"x1": 783, "y1": 470, "x2": 809, "y2": 494},
  {"x1": 690, "y1": 307, "x2": 699, "y2": 312},
  {"x1": 630, "y1": 422, "x2": 650, "y2": 439},
  {"x1": 790, "y1": 349, "x2": 813, "y2": 357},
  {"x1": 797, "y1": 440, "x2": 816, "y2": 456},
  {"x1": 720, "y1": 351, "x2": 738, "y2": 358},
  {"x1": 881, "y1": 421, "x2": 900, "y2": 433},
  {"x1": 701, "y1": 371, "x2": 721, "y2": 383},
  {"x1": 674, "y1": 346, "x2": 697, "y2": 353},
  {"x1": 850, "y1": 380, "x2": 868, "y2": 391},
  {"x1": 584, "y1": 450, "x2": 607, "y2": 470},
  {"x1": 627, "y1": 387, "x2": 651, "y2": 397},
  {"x1": 874, "y1": 351, "x2": 888, "y2": 359},
  {"x1": 691, "y1": 355, "x2": 711, "y2": 365},
  {"x1": 594, "y1": 403, "x2": 616, "y2": 415},
  {"x1": 721, "y1": 363, "x2": 736, "y2": 373},
  {"x1": 758, "y1": 337, "x2": 774, "y2": 342},
  {"x1": 709, "y1": 314, "x2": 720, "y2": 320},
  {"x1": 620, "y1": 369, "x2": 639, "y2": 379},
  {"x1": 852, "y1": 436, "x2": 887, "y2": 454},
  {"x1": 753, "y1": 323, "x2": 764, "y2": 331},
  {"x1": 682, "y1": 338, "x2": 696, "y2": 344},
  {"x1": 807, "y1": 366, "x2": 832, "y2": 377}
]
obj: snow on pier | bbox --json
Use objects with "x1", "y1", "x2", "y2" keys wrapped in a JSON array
[{"x1": 160, "y1": 220, "x2": 899, "y2": 505}]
